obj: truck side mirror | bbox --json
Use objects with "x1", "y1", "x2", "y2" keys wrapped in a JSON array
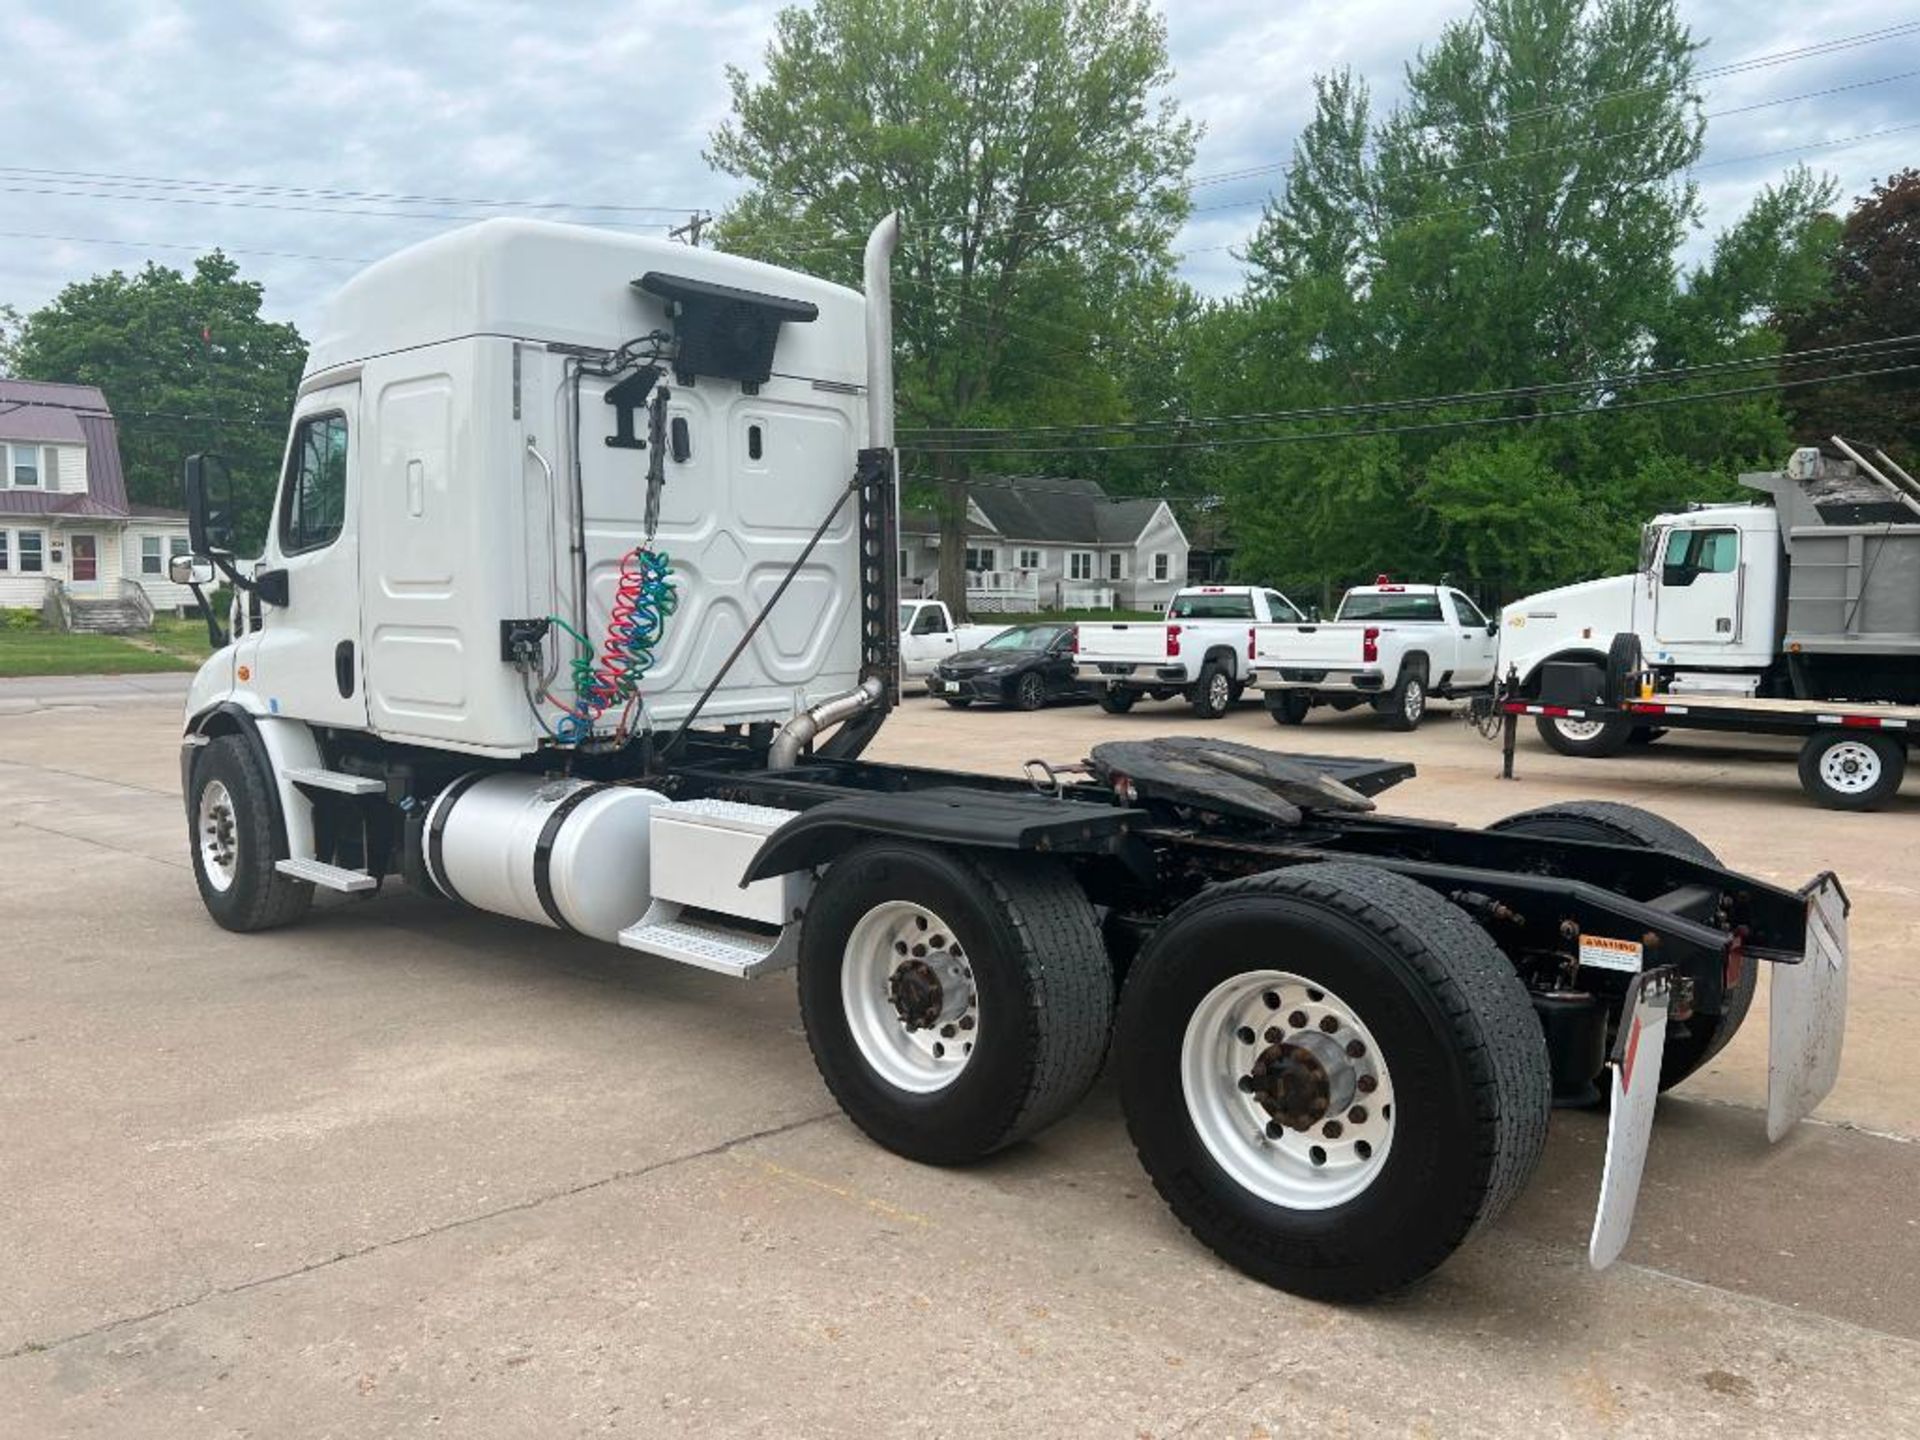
[
  {"x1": 1487, "y1": 621, "x2": 1499, "y2": 637},
  {"x1": 168, "y1": 554, "x2": 216, "y2": 587},
  {"x1": 183, "y1": 453, "x2": 238, "y2": 555}
]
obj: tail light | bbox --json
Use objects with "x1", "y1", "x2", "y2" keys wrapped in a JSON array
[
  {"x1": 1070, "y1": 624, "x2": 1079, "y2": 655},
  {"x1": 1247, "y1": 626, "x2": 1256, "y2": 661},
  {"x1": 1167, "y1": 624, "x2": 1182, "y2": 658},
  {"x1": 1363, "y1": 626, "x2": 1380, "y2": 663}
]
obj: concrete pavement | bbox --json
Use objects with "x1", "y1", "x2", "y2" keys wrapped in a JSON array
[{"x1": 1, "y1": 692, "x2": 1915, "y2": 1436}]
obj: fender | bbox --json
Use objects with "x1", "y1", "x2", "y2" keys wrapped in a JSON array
[
  {"x1": 183, "y1": 702, "x2": 327, "y2": 863},
  {"x1": 740, "y1": 786, "x2": 1143, "y2": 884}
]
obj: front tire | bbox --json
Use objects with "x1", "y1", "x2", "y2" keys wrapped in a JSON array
[
  {"x1": 1117, "y1": 862, "x2": 1550, "y2": 1300},
  {"x1": 798, "y1": 841, "x2": 1113, "y2": 1165},
  {"x1": 1799, "y1": 729, "x2": 1905, "y2": 811},
  {"x1": 1535, "y1": 713, "x2": 1632, "y2": 757},
  {"x1": 1487, "y1": 801, "x2": 1753, "y2": 1091},
  {"x1": 187, "y1": 733, "x2": 312, "y2": 933}
]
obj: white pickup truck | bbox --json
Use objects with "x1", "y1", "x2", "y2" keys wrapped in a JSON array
[
  {"x1": 1249, "y1": 582, "x2": 1498, "y2": 730},
  {"x1": 898, "y1": 599, "x2": 1008, "y2": 680},
  {"x1": 1075, "y1": 585, "x2": 1307, "y2": 718}
]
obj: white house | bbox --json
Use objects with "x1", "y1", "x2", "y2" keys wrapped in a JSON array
[
  {"x1": 900, "y1": 474, "x2": 1191, "y2": 613},
  {"x1": 0, "y1": 379, "x2": 200, "y2": 629}
]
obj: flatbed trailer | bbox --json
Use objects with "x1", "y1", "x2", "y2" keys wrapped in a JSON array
[{"x1": 1499, "y1": 689, "x2": 1917, "y2": 809}]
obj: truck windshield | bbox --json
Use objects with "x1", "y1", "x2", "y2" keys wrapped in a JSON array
[
  {"x1": 897, "y1": 604, "x2": 918, "y2": 630},
  {"x1": 1337, "y1": 592, "x2": 1442, "y2": 622},
  {"x1": 1169, "y1": 592, "x2": 1254, "y2": 619}
]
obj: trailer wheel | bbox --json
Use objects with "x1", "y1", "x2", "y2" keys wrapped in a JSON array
[
  {"x1": 1374, "y1": 664, "x2": 1427, "y2": 731},
  {"x1": 1116, "y1": 862, "x2": 1549, "y2": 1300},
  {"x1": 1098, "y1": 688, "x2": 1138, "y2": 714},
  {"x1": 1798, "y1": 729, "x2": 1906, "y2": 811},
  {"x1": 1534, "y1": 713, "x2": 1632, "y2": 757},
  {"x1": 187, "y1": 734, "x2": 313, "y2": 933},
  {"x1": 1189, "y1": 663, "x2": 1233, "y2": 720},
  {"x1": 1266, "y1": 691, "x2": 1311, "y2": 726},
  {"x1": 1487, "y1": 801, "x2": 1754, "y2": 1091},
  {"x1": 798, "y1": 841, "x2": 1113, "y2": 1165}
]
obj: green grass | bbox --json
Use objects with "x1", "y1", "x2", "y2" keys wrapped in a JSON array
[
  {"x1": 0, "y1": 628, "x2": 198, "y2": 677},
  {"x1": 146, "y1": 614, "x2": 218, "y2": 664}
]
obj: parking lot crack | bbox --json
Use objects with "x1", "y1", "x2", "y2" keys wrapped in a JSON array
[{"x1": 0, "y1": 1108, "x2": 839, "y2": 1364}]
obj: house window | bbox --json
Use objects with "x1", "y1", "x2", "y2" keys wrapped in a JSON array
[
  {"x1": 1069, "y1": 552, "x2": 1093, "y2": 581},
  {"x1": 141, "y1": 535, "x2": 164, "y2": 575},
  {"x1": 280, "y1": 413, "x2": 350, "y2": 555},
  {"x1": 17, "y1": 530, "x2": 43, "y2": 572},
  {"x1": 9, "y1": 444, "x2": 40, "y2": 487},
  {"x1": 1107, "y1": 552, "x2": 1123, "y2": 581},
  {"x1": 1153, "y1": 552, "x2": 1170, "y2": 582},
  {"x1": 965, "y1": 546, "x2": 995, "y2": 573},
  {"x1": 1018, "y1": 548, "x2": 1041, "y2": 569},
  {"x1": 0, "y1": 532, "x2": 8, "y2": 570}
]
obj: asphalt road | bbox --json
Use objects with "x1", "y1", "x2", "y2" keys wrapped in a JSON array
[{"x1": 2, "y1": 687, "x2": 1916, "y2": 1437}]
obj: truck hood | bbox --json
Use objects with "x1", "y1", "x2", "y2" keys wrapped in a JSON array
[{"x1": 1498, "y1": 574, "x2": 1638, "y2": 683}]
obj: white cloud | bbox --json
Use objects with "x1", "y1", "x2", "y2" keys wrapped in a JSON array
[{"x1": 0, "y1": 0, "x2": 1911, "y2": 335}]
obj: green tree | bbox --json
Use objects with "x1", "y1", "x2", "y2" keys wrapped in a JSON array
[
  {"x1": 708, "y1": 0, "x2": 1197, "y2": 616},
  {"x1": 10, "y1": 253, "x2": 305, "y2": 547},
  {"x1": 1191, "y1": 0, "x2": 1835, "y2": 599},
  {"x1": 0, "y1": 303, "x2": 23, "y2": 374},
  {"x1": 1782, "y1": 168, "x2": 1920, "y2": 464}
]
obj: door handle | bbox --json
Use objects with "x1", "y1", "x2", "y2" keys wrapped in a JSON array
[{"x1": 334, "y1": 640, "x2": 356, "y2": 699}]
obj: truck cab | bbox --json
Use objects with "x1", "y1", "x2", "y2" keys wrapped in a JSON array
[{"x1": 1500, "y1": 503, "x2": 1786, "y2": 704}]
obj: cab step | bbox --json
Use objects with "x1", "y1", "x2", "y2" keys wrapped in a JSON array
[
  {"x1": 282, "y1": 767, "x2": 386, "y2": 796},
  {"x1": 618, "y1": 901, "x2": 797, "y2": 978},
  {"x1": 274, "y1": 857, "x2": 378, "y2": 892}
]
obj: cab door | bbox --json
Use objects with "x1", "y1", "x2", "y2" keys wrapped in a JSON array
[
  {"x1": 1654, "y1": 526, "x2": 1742, "y2": 647},
  {"x1": 1447, "y1": 590, "x2": 1498, "y2": 685},
  {"x1": 239, "y1": 385, "x2": 368, "y2": 727}
]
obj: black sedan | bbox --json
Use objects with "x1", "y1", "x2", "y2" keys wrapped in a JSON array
[{"x1": 926, "y1": 624, "x2": 1084, "y2": 710}]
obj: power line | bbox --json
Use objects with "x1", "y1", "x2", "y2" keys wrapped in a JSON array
[
  {"x1": 899, "y1": 361, "x2": 1920, "y2": 456},
  {"x1": 0, "y1": 180, "x2": 679, "y2": 229},
  {"x1": 0, "y1": 165, "x2": 714, "y2": 217},
  {"x1": 903, "y1": 334, "x2": 1920, "y2": 441},
  {"x1": 0, "y1": 228, "x2": 375, "y2": 267}
]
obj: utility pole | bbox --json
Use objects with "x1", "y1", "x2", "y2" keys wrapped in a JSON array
[{"x1": 669, "y1": 211, "x2": 713, "y2": 246}]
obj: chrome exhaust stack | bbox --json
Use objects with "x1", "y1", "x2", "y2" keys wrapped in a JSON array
[
  {"x1": 768, "y1": 676, "x2": 887, "y2": 769},
  {"x1": 863, "y1": 212, "x2": 899, "y2": 452}
]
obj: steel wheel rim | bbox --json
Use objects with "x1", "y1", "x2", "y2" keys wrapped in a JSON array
[
  {"x1": 1553, "y1": 716, "x2": 1606, "y2": 742},
  {"x1": 1180, "y1": 969, "x2": 1396, "y2": 1210},
  {"x1": 197, "y1": 778, "x2": 239, "y2": 893},
  {"x1": 1403, "y1": 678, "x2": 1425, "y2": 721},
  {"x1": 842, "y1": 900, "x2": 978, "y2": 1093},
  {"x1": 1819, "y1": 740, "x2": 1881, "y2": 794}
]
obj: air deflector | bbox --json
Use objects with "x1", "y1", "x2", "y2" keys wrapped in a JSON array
[{"x1": 636, "y1": 272, "x2": 819, "y2": 389}]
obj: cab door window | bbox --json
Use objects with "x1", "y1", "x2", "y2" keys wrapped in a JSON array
[
  {"x1": 280, "y1": 413, "x2": 350, "y2": 555},
  {"x1": 1661, "y1": 528, "x2": 1738, "y2": 588}
]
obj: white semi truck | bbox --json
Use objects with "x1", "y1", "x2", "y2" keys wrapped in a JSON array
[{"x1": 171, "y1": 214, "x2": 1847, "y2": 1300}]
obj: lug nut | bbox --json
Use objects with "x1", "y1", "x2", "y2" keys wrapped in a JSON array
[
  {"x1": 1322, "y1": 1120, "x2": 1343, "y2": 1140},
  {"x1": 1346, "y1": 1039, "x2": 1366, "y2": 1059},
  {"x1": 958, "y1": 1015, "x2": 974, "y2": 1031},
  {"x1": 1288, "y1": 1010, "x2": 1308, "y2": 1029},
  {"x1": 1318, "y1": 1015, "x2": 1339, "y2": 1034},
  {"x1": 941, "y1": 1024, "x2": 957, "y2": 1039},
  {"x1": 1348, "y1": 1106, "x2": 1368, "y2": 1124},
  {"x1": 1357, "y1": 1075, "x2": 1378, "y2": 1094},
  {"x1": 1264, "y1": 1026, "x2": 1283, "y2": 1044}
]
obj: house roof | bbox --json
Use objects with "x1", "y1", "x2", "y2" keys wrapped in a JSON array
[
  {"x1": 76, "y1": 413, "x2": 130, "y2": 512},
  {"x1": 127, "y1": 502, "x2": 189, "y2": 521},
  {"x1": 900, "y1": 506, "x2": 994, "y2": 539},
  {"x1": 965, "y1": 475, "x2": 1168, "y2": 547},
  {"x1": 0, "y1": 378, "x2": 109, "y2": 445}
]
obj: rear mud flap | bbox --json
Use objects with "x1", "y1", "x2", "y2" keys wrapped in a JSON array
[
  {"x1": 1767, "y1": 874, "x2": 1849, "y2": 1142},
  {"x1": 1589, "y1": 968, "x2": 1672, "y2": 1270}
]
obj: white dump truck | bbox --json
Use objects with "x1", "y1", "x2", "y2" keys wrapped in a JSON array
[{"x1": 170, "y1": 214, "x2": 1847, "y2": 1300}]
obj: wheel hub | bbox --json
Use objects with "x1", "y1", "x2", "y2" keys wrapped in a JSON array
[
  {"x1": 887, "y1": 954, "x2": 969, "y2": 1031},
  {"x1": 197, "y1": 778, "x2": 240, "y2": 893},
  {"x1": 842, "y1": 901, "x2": 979, "y2": 1094},
  {"x1": 1246, "y1": 1030, "x2": 1355, "y2": 1132}
]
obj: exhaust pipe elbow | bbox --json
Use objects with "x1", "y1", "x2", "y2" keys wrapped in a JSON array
[{"x1": 769, "y1": 676, "x2": 886, "y2": 769}]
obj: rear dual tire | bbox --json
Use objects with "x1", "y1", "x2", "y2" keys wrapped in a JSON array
[{"x1": 1117, "y1": 863, "x2": 1550, "y2": 1300}]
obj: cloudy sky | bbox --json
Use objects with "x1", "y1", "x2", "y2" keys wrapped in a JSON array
[{"x1": 1, "y1": 0, "x2": 1915, "y2": 336}]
